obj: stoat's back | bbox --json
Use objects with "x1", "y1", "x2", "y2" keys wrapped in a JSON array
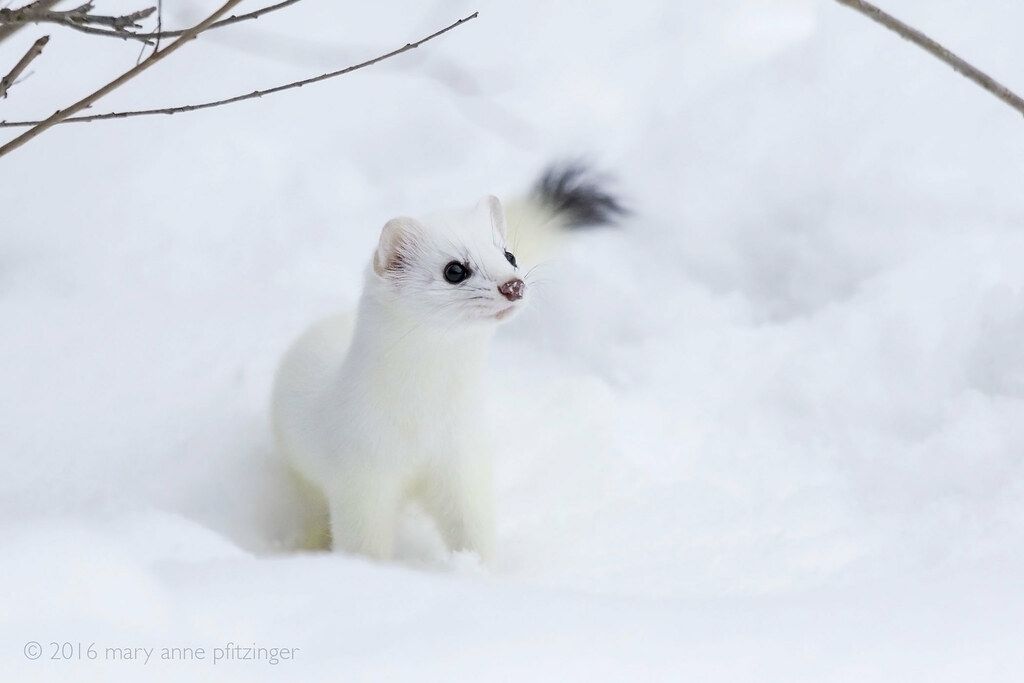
[{"x1": 271, "y1": 312, "x2": 355, "y2": 448}]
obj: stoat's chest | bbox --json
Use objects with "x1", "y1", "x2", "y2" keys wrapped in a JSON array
[
  {"x1": 370, "y1": 366, "x2": 480, "y2": 430},
  {"x1": 328, "y1": 345, "x2": 488, "y2": 457}
]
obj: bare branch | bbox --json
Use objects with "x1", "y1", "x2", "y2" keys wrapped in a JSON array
[
  {"x1": 834, "y1": 0, "x2": 1024, "y2": 118},
  {"x1": 0, "y1": 2, "x2": 156, "y2": 42},
  {"x1": 0, "y1": 0, "x2": 245, "y2": 159},
  {"x1": 0, "y1": 0, "x2": 60, "y2": 45},
  {"x1": 58, "y1": 2, "x2": 156, "y2": 30},
  {"x1": 0, "y1": 11, "x2": 481, "y2": 128},
  {"x1": 134, "y1": 0, "x2": 302, "y2": 40},
  {"x1": 0, "y1": 2, "x2": 154, "y2": 30},
  {"x1": 0, "y1": 0, "x2": 302, "y2": 44},
  {"x1": 0, "y1": 33, "x2": 47, "y2": 98}
]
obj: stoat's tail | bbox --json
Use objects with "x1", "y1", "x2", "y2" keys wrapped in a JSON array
[{"x1": 504, "y1": 161, "x2": 627, "y2": 266}]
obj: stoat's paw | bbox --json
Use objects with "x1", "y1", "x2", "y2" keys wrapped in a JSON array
[{"x1": 447, "y1": 549, "x2": 487, "y2": 575}]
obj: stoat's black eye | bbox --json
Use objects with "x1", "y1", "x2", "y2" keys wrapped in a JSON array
[
  {"x1": 443, "y1": 261, "x2": 471, "y2": 284},
  {"x1": 504, "y1": 250, "x2": 517, "y2": 268}
]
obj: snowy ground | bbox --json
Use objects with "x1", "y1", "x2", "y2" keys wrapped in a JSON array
[{"x1": 2, "y1": 0, "x2": 1023, "y2": 680}]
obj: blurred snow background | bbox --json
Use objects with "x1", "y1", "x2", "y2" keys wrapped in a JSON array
[{"x1": 2, "y1": 0, "x2": 1023, "y2": 680}]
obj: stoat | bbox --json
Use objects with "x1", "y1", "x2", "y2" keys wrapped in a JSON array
[{"x1": 271, "y1": 164, "x2": 624, "y2": 561}]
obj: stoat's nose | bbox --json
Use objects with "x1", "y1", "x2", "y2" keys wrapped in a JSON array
[{"x1": 498, "y1": 278, "x2": 525, "y2": 301}]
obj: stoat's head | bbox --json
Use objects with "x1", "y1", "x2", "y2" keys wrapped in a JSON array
[{"x1": 370, "y1": 195, "x2": 527, "y2": 326}]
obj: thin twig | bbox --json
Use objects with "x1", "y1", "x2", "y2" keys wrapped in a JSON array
[
  {"x1": 25, "y1": 17, "x2": 155, "y2": 43},
  {"x1": 834, "y1": 0, "x2": 1024, "y2": 118},
  {"x1": 0, "y1": 0, "x2": 245, "y2": 158},
  {"x1": 0, "y1": 0, "x2": 302, "y2": 43},
  {"x1": 153, "y1": 0, "x2": 161, "y2": 51},
  {"x1": 0, "y1": 11, "x2": 480, "y2": 128},
  {"x1": 0, "y1": 33, "x2": 47, "y2": 98}
]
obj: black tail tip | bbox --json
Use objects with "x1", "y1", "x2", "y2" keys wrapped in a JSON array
[{"x1": 532, "y1": 161, "x2": 628, "y2": 229}]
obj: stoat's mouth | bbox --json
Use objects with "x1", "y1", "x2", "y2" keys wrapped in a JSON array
[{"x1": 494, "y1": 305, "x2": 517, "y2": 320}]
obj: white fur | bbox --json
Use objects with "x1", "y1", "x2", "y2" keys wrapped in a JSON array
[{"x1": 272, "y1": 195, "x2": 552, "y2": 562}]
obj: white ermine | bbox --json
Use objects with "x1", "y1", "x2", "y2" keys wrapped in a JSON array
[{"x1": 272, "y1": 164, "x2": 624, "y2": 562}]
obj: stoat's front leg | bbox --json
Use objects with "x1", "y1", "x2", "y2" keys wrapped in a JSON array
[
  {"x1": 326, "y1": 470, "x2": 403, "y2": 561},
  {"x1": 423, "y1": 449, "x2": 496, "y2": 562}
]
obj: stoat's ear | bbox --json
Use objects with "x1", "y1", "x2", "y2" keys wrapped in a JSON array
[
  {"x1": 475, "y1": 194, "x2": 507, "y2": 243},
  {"x1": 373, "y1": 217, "x2": 421, "y2": 277}
]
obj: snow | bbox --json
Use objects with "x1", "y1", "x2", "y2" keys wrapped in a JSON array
[{"x1": 2, "y1": 0, "x2": 1023, "y2": 680}]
